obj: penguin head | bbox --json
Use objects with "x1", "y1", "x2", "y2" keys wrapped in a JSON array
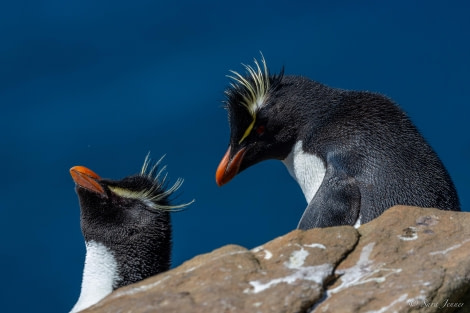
[
  {"x1": 70, "y1": 155, "x2": 192, "y2": 244},
  {"x1": 216, "y1": 55, "x2": 303, "y2": 186}
]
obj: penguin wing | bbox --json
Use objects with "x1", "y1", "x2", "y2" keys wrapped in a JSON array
[{"x1": 297, "y1": 166, "x2": 361, "y2": 229}]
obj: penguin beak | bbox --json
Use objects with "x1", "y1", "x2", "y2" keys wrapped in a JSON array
[
  {"x1": 70, "y1": 166, "x2": 106, "y2": 195},
  {"x1": 215, "y1": 146, "x2": 246, "y2": 186}
]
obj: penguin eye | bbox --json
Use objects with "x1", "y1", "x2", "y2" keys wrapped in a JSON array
[{"x1": 256, "y1": 125, "x2": 265, "y2": 135}]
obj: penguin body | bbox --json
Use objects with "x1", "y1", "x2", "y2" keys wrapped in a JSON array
[
  {"x1": 216, "y1": 56, "x2": 460, "y2": 229},
  {"x1": 70, "y1": 156, "x2": 191, "y2": 313}
]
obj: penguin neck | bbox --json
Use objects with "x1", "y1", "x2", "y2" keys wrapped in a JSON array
[
  {"x1": 70, "y1": 240, "x2": 120, "y2": 313},
  {"x1": 282, "y1": 140, "x2": 326, "y2": 204}
]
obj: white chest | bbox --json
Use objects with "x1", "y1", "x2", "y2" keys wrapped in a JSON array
[
  {"x1": 70, "y1": 241, "x2": 120, "y2": 313},
  {"x1": 282, "y1": 141, "x2": 326, "y2": 204}
]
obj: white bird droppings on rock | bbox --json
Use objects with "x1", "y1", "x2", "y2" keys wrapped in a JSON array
[
  {"x1": 285, "y1": 247, "x2": 309, "y2": 269},
  {"x1": 304, "y1": 243, "x2": 326, "y2": 249},
  {"x1": 246, "y1": 263, "x2": 333, "y2": 294}
]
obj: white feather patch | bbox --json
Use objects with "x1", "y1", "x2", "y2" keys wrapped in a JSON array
[
  {"x1": 70, "y1": 241, "x2": 120, "y2": 313},
  {"x1": 282, "y1": 141, "x2": 326, "y2": 204}
]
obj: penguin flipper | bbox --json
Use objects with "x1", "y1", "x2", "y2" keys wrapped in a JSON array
[{"x1": 297, "y1": 170, "x2": 361, "y2": 230}]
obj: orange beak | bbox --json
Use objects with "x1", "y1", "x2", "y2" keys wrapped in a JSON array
[
  {"x1": 70, "y1": 166, "x2": 105, "y2": 194},
  {"x1": 215, "y1": 146, "x2": 246, "y2": 186}
]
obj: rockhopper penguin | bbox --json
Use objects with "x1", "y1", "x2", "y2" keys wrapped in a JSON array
[
  {"x1": 215, "y1": 55, "x2": 460, "y2": 230},
  {"x1": 69, "y1": 155, "x2": 192, "y2": 313}
]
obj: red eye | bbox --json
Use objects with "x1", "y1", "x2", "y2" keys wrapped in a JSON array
[{"x1": 256, "y1": 125, "x2": 265, "y2": 135}]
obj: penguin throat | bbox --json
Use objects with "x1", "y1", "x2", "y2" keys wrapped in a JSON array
[
  {"x1": 282, "y1": 141, "x2": 326, "y2": 204},
  {"x1": 70, "y1": 241, "x2": 120, "y2": 313}
]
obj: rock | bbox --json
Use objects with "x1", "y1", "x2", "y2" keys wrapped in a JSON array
[
  {"x1": 314, "y1": 206, "x2": 470, "y2": 313},
  {"x1": 80, "y1": 206, "x2": 470, "y2": 313}
]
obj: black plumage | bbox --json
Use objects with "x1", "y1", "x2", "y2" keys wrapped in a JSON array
[
  {"x1": 216, "y1": 56, "x2": 460, "y2": 229},
  {"x1": 70, "y1": 155, "x2": 192, "y2": 312},
  {"x1": 75, "y1": 174, "x2": 172, "y2": 286}
]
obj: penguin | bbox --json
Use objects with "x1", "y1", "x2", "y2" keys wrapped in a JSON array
[
  {"x1": 69, "y1": 155, "x2": 192, "y2": 313},
  {"x1": 215, "y1": 55, "x2": 460, "y2": 230}
]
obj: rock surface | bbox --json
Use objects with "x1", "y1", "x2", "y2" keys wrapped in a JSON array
[{"x1": 81, "y1": 206, "x2": 470, "y2": 313}]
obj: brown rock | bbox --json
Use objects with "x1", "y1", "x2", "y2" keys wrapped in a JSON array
[
  {"x1": 82, "y1": 227, "x2": 358, "y2": 313},
  {"x1": 314, "y1": 206, "x2": 470, "y2": 313},
  {"x1": 80, "y1": 206, "x2": 470, "y2": 313}
]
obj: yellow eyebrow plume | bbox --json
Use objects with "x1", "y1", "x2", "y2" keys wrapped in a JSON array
[
  {"x1": 108, "y1": 153, "x2": 195, "y2": 212},
  {"x1": 227, "y1": 53, "x2": 270, "y2": 144},
  {"x1": 226, "y1": 54, "x2": 270, "y2": 118},
  {"x1": 239, "y1": 117, "x2": 256, "y2": 144}
]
